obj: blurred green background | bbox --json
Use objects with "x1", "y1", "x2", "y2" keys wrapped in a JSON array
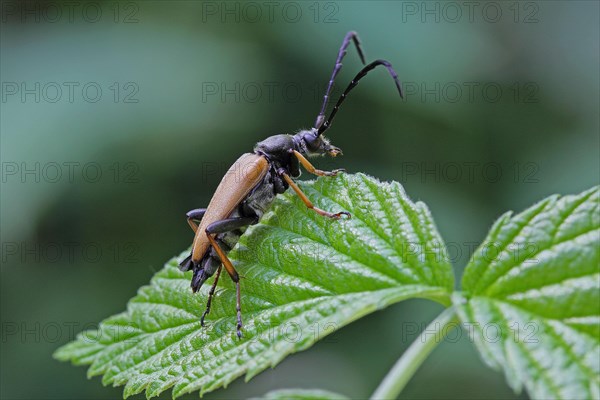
[{"x1": 1, "y1": 1, "x2": 598, "y2": 399}]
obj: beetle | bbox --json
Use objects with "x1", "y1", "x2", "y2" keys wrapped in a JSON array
[{"x1": 180, "y1": 31, "x2": 403, "y2": 338}]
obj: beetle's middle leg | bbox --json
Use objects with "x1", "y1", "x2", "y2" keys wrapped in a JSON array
[
  {"x1": 292, "y1": 150, "x2": 345, "y2": 177},
  {"x1": 205, "y1": 217, "x2": 256, "y2": 338},
  {"x1": 278, "y1": 170, "x2": 351, "y2": 219}
]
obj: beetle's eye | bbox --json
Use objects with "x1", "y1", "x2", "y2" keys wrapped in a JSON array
[{"x1": 304, "y1": 133, "x2": 321, "y2": 152}]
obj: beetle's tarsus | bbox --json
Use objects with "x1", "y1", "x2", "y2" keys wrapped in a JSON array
[
  {"x1": 236, "y1": 281, "x2": 243, "y2": 339},
  {"x1": 315, "y1": 168, "x2": 344, "y2": 177},
  {"x1": 329, "y1": 211, "x2": 352, "y2": 219},
  {"x1": 325, "y1": 168, "x2": 345, "y2": 176},
  {"x1": 336, "y1": 211, "x2": 351, "y2": 219}
]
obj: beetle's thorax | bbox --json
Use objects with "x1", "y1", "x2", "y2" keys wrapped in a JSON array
[{"x1": 253, "y1": 134, "x2": 295, "y2": 165}]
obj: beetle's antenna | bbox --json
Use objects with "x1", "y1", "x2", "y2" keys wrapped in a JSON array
[
  {"x1": 317, "y1": 59, "x2": 403, "y2": 137},
  {"x1": 314, "y1": 31, "x2": 366, "y2": 130}
]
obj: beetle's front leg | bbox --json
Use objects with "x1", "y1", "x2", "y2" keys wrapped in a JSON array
[
  {"x1": 291, "y1": 150, "x2": 345, "y2": 177},
  {"x1": 278, "y1": 168, "x2": 351, "y2": 219}
]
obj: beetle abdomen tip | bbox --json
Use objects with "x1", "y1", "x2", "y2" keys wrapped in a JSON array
[{"x1": 191, "y1": 267, "x2": 209, "y2": 292}]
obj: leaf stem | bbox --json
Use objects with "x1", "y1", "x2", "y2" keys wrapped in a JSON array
[{"x1": 370, "y1": 307, "x2": 459, "y2": 400}]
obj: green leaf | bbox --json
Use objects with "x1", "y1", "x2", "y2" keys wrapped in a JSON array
[
  {"x1": 457, "y1": 186, "x2": 600, "y2": 399},
  {"x1": 252, "y1": 388, "x2": 349, "y2": 400},
  {"x1": 54, "y1": 173, "x2": 454, "y2": 398},
  {"x1": 53, "y1": 329, "x2": 105, "y2": 366}
]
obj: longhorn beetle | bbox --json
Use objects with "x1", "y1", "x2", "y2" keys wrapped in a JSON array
[{"x1": 180, "y1": 31, "x2": 403, "y2": 338}]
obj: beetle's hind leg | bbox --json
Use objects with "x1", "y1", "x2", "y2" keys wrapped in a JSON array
[
  {"x1": 178, "y1": 208, "x2": 208, "y2": 272},
  {"x1": 186, "y1": 208, "x2": 207, "y2": 232},
  {"x1": 204, "y1": 217, "x2": 256, "y2": 338},
  {"x1": 201, "y1": 265, "x2": 222, "y2": 326}
]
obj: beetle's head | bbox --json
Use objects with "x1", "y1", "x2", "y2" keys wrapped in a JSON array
[{"x1": 293, "y1": 129, "x2": 342, "y2": 157}]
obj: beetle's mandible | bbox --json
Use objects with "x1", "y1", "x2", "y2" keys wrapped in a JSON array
[{"x1": 179, "y1": 31, "x2": 403, "y2": 338}]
